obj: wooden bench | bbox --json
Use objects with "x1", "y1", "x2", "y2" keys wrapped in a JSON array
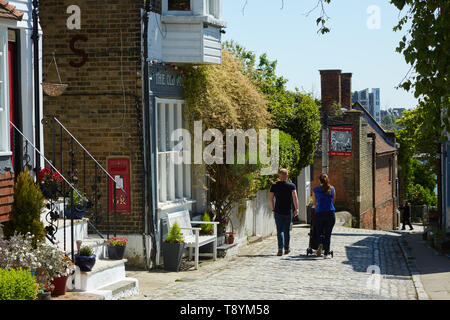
[{"x1": 162, "y1": 210, "x2": 219, "y2": 270}]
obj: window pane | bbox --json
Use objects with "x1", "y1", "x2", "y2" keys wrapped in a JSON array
[{"x1": 168, "y1": 0, "x2": 191, "y2": 11}]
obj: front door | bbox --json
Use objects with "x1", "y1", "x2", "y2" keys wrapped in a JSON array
[{"x1": 8, "y1": 40, "x2": 15, "y2": 168}]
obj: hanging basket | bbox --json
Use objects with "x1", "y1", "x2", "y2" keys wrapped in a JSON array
[
  {"x1": 42, "y1": 83, "x2": 68, "y2": 97},
  {"x1": 42, "y1": 52, "x2": 68, "y2": 96}
]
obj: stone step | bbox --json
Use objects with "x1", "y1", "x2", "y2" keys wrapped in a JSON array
[
  {"x1": 95, "y1": 279, "x2": 139, "y2": 300},
  {"x1": 217, "y1": 242, "x2": 239, "y2": 259},
  {"x1": 74, "y1": 258, "x2": 128, "y2": 292}
]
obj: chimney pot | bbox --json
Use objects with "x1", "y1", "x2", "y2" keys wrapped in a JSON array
[{"x1": 341, "y1": 73, "x2": 353, "y2": 109}]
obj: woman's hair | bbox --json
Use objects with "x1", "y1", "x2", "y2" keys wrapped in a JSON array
[{"x1": 319, "y1": 173, "x2": 332, "y2": 195}]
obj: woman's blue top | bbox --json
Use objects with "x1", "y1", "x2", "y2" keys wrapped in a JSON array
[{"x1": 313, "y1": 186, "x2": 335, "y2": 213}]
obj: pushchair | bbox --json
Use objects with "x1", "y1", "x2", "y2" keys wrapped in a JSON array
[{"x1": 306, "y1": 209, "x2": 334, "y2": 257}]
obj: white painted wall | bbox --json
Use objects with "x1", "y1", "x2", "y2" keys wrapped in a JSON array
[
  {"x1": 148, "y1": 0, "x2": 225, "y2": 64},
  {"x1": 298, "y1": 168, "x2": 311, "y2": 223},
  {"x1": 2, "y1": 1, "x2": 43, "y2": 169}
]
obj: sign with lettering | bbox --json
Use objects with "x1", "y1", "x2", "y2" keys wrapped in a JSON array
[
  {"x1": 329, "y1": 126, "x2": 353, "y2": 156},
  {"x1": 149, "y1": 65, "x2": 184, "y2": 97}
]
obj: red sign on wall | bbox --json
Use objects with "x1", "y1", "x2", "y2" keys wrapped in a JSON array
[
  {"x1": 329, "y1": 126, "x2": 353, "y2": 157},
  {"x1": 108, "y1": 158, "x2": 131, "y2": 214}
]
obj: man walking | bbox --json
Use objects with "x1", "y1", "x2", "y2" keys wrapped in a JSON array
[
  {"x1": 269, "y1": 169, "x2": 299, "y2": 256},
  {"x1": 399, "y1": 200, "x2": 414, "y2": 231}
]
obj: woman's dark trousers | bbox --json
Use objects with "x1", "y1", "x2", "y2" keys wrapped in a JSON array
[{"x1": 314, "y1": 211, "x2": 336, "y2": 255}]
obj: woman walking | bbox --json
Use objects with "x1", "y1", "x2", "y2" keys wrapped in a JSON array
[{"x1": 312, "y1": 173, "x2": 336, "y2": 258}]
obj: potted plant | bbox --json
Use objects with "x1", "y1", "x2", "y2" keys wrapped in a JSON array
[
  {"x1": 65, "y1": 190, "x2": 88, "y2": 220},
  {"x1": 106, "y1": 236, "x2": 128, "y2": 260},
  {"x1": 37, "y1": 282, "x2": 54, "y2": 300},
  {"x1": 39, "y1": 167, "x2": 62, "y2": 200},
  {"x1": 226, "y1": 232, "x2": 236, "y2": 244},
  {"x1": 50, "y1": 256, "x2": 75, "y2": 296},
  {"x1": 200, "y1": 212, "x2": 214, "y2": 236},
  {"x1": 162, "y1": 222, "x2": 185, "y2": 272},
  {"x1": 75, "y1": 246, "x2": 96, "y2": 272}
]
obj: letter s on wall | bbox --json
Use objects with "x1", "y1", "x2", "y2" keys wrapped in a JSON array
[{"x1": 69, "y1": 35, "x2": 88, "y2": 68}]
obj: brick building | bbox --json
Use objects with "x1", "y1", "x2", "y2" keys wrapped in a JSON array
[
  {"x1": 39, "y1": 0, "x2": 146, "y2": 237},
  {"x1": 39, "y1": 0, "x2": 226, "y2": 267},
  {"x1": 312, "y1": 70, "x2": 399, "y2": 230}
]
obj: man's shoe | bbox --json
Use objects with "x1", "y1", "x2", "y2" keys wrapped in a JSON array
[
  {"x1": 277, "y1": 250, "x2": 283, "y2": 256},
  {"x1": 316, "y1": 244, "x2": 323, "y2": 257},
  {"x1": 284, "y1": 249, "x2": 291, "y2": 255},
  {"x1": 401, "y1": 228, "x2": 406, "y2": 230},
  {"x1": 410, "y1": 227, "x2": 414, "y2": 231},
  {"x1": 324, "y1": 254, "x2": 331, "y2": 259}
]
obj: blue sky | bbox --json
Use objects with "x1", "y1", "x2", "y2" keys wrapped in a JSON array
[{"x1": 222, "y1": 0, "x2": 419, "y2": 110}]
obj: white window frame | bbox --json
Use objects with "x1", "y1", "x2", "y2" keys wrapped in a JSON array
[
  {"x1": 207, "y1": 0, "x2": 221, "y2": 19},
  {"x1": 0, "y1": 25, "x2": 11, "y2": 156},
  {"x1": 164, "y1": 0, "x2": 193, "y2": 16},
  {"x1": 156, "y1": 98, "x2": 192, "y2": 207},
  {"x1": 163, "y1": 0, "x2": 221, "y2": 19}
]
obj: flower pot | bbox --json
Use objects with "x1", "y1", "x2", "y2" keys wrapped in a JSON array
[
  {"x1": 41, "y1": 82, "x2": 68, "y2": 96},
  {"x1": 107, "y1": 244, "x2": 126, "y2": 260},
  {"x1": 226, "y1": 234, "x2": 235, "y2": 244},
  {"x1": 75, "y1": 254, "x2": 96, "y2": 272},
  {"x1": 39, "y1": 183, "x2": 58, "y2": 200},
  {"x1": 65, "y1": 206, "x2": 87, "y2": 220},
  {"x1": 37, "y1": 291, "x2": 52, "y2": 300},
  {"x1": 50, "y1": 275, "x2": 68, "y2": 296},
  {"x1": 162, "y1": 242, "x2": 185, "y2": 272}
]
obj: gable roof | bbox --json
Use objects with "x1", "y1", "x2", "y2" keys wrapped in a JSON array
[
  {"x1": 352, "y1": 101, "x2": 397, "y2": 154},
  {"x1": 0, "y1": 0, "x2": 24, "y2": 21}
]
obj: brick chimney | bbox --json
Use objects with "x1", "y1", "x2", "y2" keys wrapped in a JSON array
[
  {"x1": 320, "y1": 70, "x2": 342, "y2": 113},
  {"x1": 341, "y1": 73, "x2": 353, "y2": 109}
]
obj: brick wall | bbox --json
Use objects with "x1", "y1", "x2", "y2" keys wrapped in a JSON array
[
  {"x1": 39, "y1": 0, "x2": 145, "y2": 234},
  {"x1": 316, "y1": 69, "x2": 398, "y2": 230},
  {"x1": 0, "y1": 170, "x2": 14, "y2": 223}
]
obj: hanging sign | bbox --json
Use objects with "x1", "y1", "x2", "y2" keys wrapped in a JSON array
[{"x1": 329, "y1": 126, "x2": 353, "y2": 156}]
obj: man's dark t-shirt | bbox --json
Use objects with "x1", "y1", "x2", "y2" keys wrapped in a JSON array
[{"x1": 270, "y1": 181, "x2": 296, "y2": 215}]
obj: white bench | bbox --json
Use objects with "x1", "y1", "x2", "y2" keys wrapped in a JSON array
[{"x1": 163, "y1": 210, "x2": 219, "y2": 270}]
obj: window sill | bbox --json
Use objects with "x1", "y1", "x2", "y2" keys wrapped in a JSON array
[
  {"x1": 157, "y1": 198, "x2": 197, "y2": 213},
  {"x1": 161, "y1": 14, "x2": 227, "y2": 28},
  {"x1": 0, "y1": 151, "x2": 12, "y2": 157}
]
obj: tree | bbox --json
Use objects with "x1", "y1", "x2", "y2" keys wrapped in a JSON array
[
  {"x1": 2, "y1": 169, "x2": 46, "y2": 247},
  {"x1": 395, "y1": 101, "x2": 439, "y2": 203},
  {"x1": 381, "y1": 114, "x2": 396, "y2": 131},
  {"x1": 183, "y1": 49, "x2": 271, "y2": 233},
  {"x1": 224, "y1": 40, "x2": 321, "y2": 171},
  {"x1": 308, "y1": 0, "x2": 449, "y2": 135}
]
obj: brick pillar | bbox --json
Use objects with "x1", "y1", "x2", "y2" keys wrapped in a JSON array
[
  {"x1": 341, "y1": 73, "x2": 353, "y2": 109},
  {"x1": 320, "y1": 70, "x2": 342, "y2": 113}
]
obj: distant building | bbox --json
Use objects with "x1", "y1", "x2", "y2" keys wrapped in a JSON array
[
  {"x1": 317, "y1": 70, "x2": 398, "y2": 231},
  {"x1": 353, "y1": 88, "x2": 381, "y2": 123}
]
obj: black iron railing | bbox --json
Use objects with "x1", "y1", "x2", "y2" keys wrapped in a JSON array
[
  {"x1": 10, "y1": 121, "x2": 87, "y2": 261},
  {"x1": 42, "y1": 117, "x2": 127, "y2": 242}
]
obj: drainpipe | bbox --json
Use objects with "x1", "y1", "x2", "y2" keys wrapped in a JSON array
[
  {"x1": 31, "y1": 0, "x2": 41, "y2": 176},
  {"x1": 368, "y1": 133, "x2": 376, "y2": 229},
  {"x1": 142, "y1": 0, "x2": 157, "y2": 270}
]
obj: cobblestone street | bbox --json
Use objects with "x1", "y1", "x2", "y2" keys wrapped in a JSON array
[{"x1": 125, "y1": 226, "x2": 418, "y2": 300}]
